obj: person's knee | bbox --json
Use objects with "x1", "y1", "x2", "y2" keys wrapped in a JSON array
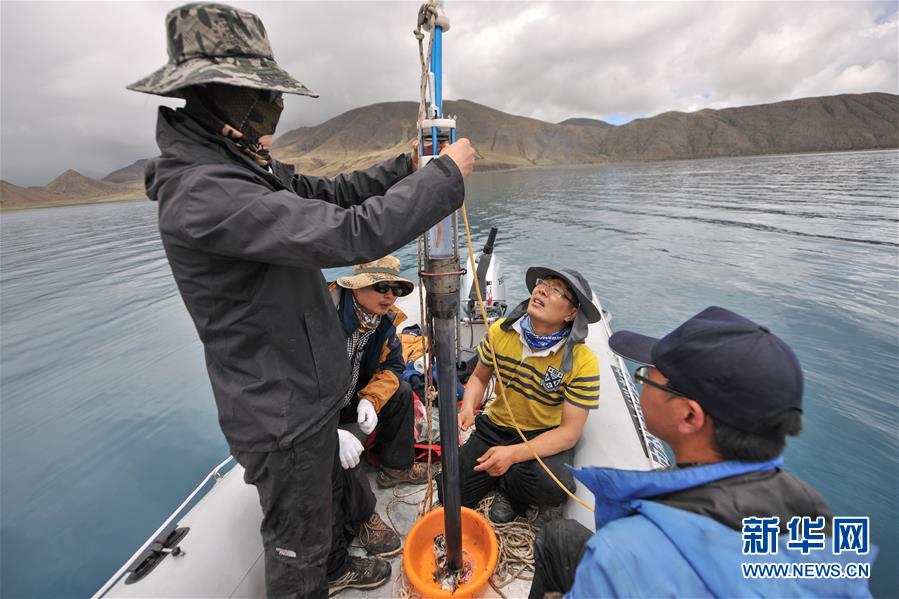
[
  {"x1": 532, "y1": 519, "x2": 590, "y2": 596},
  {"x1": 396, "y1": 379, "x2": 413, "y2": 401},
  {"x1": 541, "y1": 519, "x2": 584, "y2": 552},
  {"x1": 395, "y1": 381, "x2": 414, "y2": 414},
  {"x1": 534, "y1": 519, "x2": 558, "y2": 562},
  {"x1": 538, "y1": 475, "x2": 575, "y2": 506},
  {"x1": 383, "y1": 380, "x2": 413, "y2": 417},
  {"x1": 507, "y1": 461, "x2": 575, "y2": 506}
]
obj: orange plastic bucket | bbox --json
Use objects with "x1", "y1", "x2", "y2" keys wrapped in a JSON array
[{"x1": 403, "y1": 507, "x2": 498, "y2": 598}]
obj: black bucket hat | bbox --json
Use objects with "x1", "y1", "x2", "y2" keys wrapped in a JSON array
[{"x1": 525, "y1": 266, "x2": 601, "y2": 324}]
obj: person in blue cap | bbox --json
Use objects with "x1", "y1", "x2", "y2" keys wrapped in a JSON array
[{"x1": 529, "y1": 306, "x2": 876, "y2": 599}]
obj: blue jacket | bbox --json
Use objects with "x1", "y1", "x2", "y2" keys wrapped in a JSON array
[{"x1": 568, "y1": 459, "x2": 876, "y2": 598}]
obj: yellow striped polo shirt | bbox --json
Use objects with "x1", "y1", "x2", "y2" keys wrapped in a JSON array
[{"x1": 476, "y1": 317, "x2": 600, "y2": 431}]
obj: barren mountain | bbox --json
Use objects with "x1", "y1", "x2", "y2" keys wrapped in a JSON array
[
  {"x1": 591, "y1": 92, "x2": 899, "y2": 162},
  {"x1": 1, "y1": 170, "x2": 143, "y2": 210},
  {"x1": 558, "y1": 118, "x2": 614, "y2": 128},
  {"x1": 0, "y1": 181, "x2": 57, "y2": 209},
  {"x1": 4, "y1": 92, "x2": 896, "y2": 209},
  {"x1": 40, "y1": 170, "x2": 125, "y2": 197},
  {"x1": 272, "y1": 93, "x2": 898, "y2": 174},
  {"x1": 272, "y1": 99, "x2": 613, "y2": 173},
  {"x1": 103, "y1": 159, "x2": 150, "y2": 186}
]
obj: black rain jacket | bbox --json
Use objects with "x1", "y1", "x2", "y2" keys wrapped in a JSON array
[{"x1": 145, "y1": 107, "x2": 463, "y2": 452}]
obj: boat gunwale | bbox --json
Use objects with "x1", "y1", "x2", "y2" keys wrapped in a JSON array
[{"x1": 93, "y1": 456, "x2": 237, "y2": 598}]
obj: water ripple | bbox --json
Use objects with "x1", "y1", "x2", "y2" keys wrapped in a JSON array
[{"x1": 2, "y1": 153, "x2": 898, "y2": 598}]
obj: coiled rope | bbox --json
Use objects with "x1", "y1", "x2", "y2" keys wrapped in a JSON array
[{"x1": 387, "y1": 483, "x2": 543, "y2": 598}]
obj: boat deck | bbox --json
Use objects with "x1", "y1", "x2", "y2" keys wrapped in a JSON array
[
  {"x1": 99, "y1": 292, "x2": 667, "y2": 598},
  {"x1": 345, "y1": 462, "x2": 534, "y2": 599}
]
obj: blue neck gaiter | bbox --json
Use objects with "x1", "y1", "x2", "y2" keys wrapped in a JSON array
[{"x1": 520, "y1": 315, "x2": 570, "y2": 351}]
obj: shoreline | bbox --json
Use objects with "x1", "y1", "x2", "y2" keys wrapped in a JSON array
[
  {"x1": 3, "y1": 147, "x2": 896, "y2": 212},
  {"x1": 0, "y1": 193, "x2": 146, "y2": 213},
  {"x1": 472, "y1": 146, "x2": 899, "y2": 175}
]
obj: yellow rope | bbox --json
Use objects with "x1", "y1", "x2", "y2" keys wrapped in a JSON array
[{"x1": 460, "y1": 204, "x2": 595, "y2": 513}]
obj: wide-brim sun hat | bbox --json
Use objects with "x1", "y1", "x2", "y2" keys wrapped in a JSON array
[
  {"x1": 127, "y1": 3, "x2": 318, "y2": 99},
  {"x1": 337, "y1": 256, "x2": 414, "y2": 296},
  {"x1": 525, "y1": 266, "x2": 601, "y2": 323}
]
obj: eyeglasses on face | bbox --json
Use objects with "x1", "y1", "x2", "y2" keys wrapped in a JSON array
[
  {"x1": 371, "y1": 281, "x2": 410, "y2": 297},
  {"x1": 634, "y1": 366, "x2": 683, "y2": 397},
  {"x1": 534, "y1": 277, "x2": 576, "y2": 305}
]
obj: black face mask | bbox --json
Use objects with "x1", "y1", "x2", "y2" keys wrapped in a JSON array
[
  {"x1": 183, "y1": 83, "x2": 283, "y2": 144},
  {"x1": 242, "y1": 91, "x2": 284, "y2": 141}
]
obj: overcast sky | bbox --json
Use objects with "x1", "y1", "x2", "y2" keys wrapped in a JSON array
[{"x1": 1, "y1": 0, "x2": 896, "y2": 186}]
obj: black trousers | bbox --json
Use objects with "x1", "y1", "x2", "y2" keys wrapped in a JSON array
[
  {"x1": 529, "y1": 519, "x2": 594, "y2": 598},
  {"x1": 233, "y1": 414, "x2": 375, "y2": 599},
  {"x1": 438, "y1": 414, "x2": 576, "y2": 510},
  {"x1": 329, "y1": 461, "x2": 376, "y2": 577},
  {"x1": 340, "y1": 380, "x2": 415, "y2": 469}
]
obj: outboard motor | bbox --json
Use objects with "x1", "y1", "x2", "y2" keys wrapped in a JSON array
[{"x1": 463, "y1": 227, "x2": 507, "y2": 323}]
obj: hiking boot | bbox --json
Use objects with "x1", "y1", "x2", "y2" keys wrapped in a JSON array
[
  {"x1": 327, "y1": 556, "x2": 391, "y2": 596},
  {"x1": 359, "y1": 512, "x2": 401, "y2": 556},
  {"x1": 488, "y1": 491, "x2": 521, "y2": 524},
  {"x1": 377, "y1": 462, "x2": 431, "y2": 488}
]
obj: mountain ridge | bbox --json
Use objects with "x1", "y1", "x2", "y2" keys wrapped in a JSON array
[
  {"x1": 2, "y1": 92, "x2": 896, "y2": 210},
  {"x1": 270, "y1": 93, "x2": 898, "y2": 175}
]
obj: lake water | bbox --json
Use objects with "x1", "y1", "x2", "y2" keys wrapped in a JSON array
[{"x1": 1, "y1": 150, "x2": 897, "y2": 598}]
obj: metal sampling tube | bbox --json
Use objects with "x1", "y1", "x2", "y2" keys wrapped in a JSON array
[
  {"x1": 425, "y1": 256, "x2": 463, "y2": 572},
  {"x1": 420, "y1": 0, "x2": 463, "y2": 573}
]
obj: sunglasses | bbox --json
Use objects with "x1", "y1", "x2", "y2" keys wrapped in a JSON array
[
  {"x1": 634, "y1": 366, "x2": 683, "y2": 397},
  {"x1": 371, "y1": 281, "x2": 411, "y2": 297}
]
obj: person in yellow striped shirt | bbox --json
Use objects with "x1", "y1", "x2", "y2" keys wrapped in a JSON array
[{"x1": 442, "y1": 266, "x2": 601, "y2": 523}]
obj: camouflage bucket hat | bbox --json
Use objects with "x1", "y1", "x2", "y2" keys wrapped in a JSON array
[
  {"x1": 127, "y1": 3, "x2": 317, "y2": 98},
  {"x1": 337, "y1": 256, "x2": 415, "y2": 295}
]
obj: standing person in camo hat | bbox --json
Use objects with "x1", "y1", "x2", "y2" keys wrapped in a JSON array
[
  {"x1": 128, "y1": 3, "x2": 476, "y2": 598},
  {"x1": 529, "y1": 307, "x2": 876, "y2": 599}
]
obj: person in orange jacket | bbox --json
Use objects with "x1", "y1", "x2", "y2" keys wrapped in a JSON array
[{"x1": 329, "y1": 256, "x2": 430, "y2": 489}]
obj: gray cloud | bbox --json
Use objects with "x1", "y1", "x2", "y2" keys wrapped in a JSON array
[{"x1": 1, "y1": 0, "x2": 896, "y2": 186}]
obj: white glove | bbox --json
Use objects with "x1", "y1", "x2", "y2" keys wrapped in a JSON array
[
  {"x1": 337, "y1": 429, "x2": 364, "y2": 469},
  {"x1": 356, "y1": 399, "x2": 378, "y2": 435}
]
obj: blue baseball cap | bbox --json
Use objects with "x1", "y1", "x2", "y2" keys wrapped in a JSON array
[{"x1": 608, "y1": 306, "x2": 803, "y2": 434}]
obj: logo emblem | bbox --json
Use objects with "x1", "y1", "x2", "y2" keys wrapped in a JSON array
[{"x1": 542, "y1": 366, "x2": 564, "y2": 392}]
